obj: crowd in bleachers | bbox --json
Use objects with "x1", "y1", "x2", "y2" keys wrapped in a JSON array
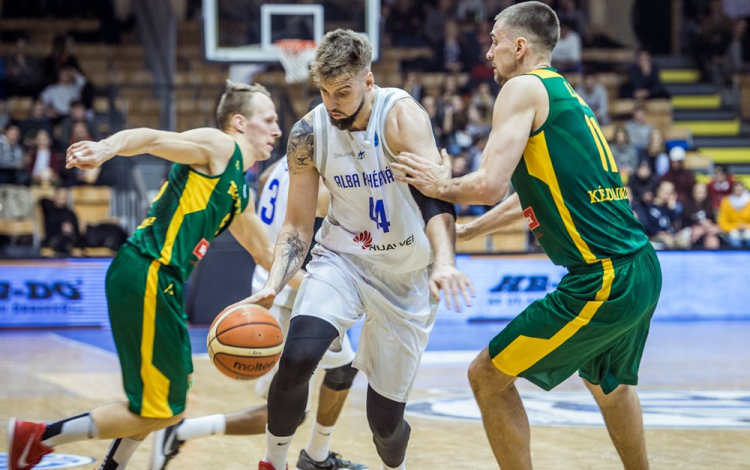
[{"x1": 1, "y1": 0, "x2": 749, "y2": 257}]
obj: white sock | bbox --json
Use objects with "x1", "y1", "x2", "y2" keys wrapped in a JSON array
[
  {"x1": 175, "y1": 414, "x2": 226, "y2": 441},
  {"x1": 99, "y1": 437, "x2": 143, "y2": 470},
  {"x1": 382, "y1": 458, "x2": 406, "y2": 470},
  {"x1": 41, "y1": 413, "x2": 99, "y2": 447},
  {"x1": 264, "y1": 425, "x2": 293, "y2": 470},
  {"x1": 305, "y1": 422, "x2": 334, "y2": 462}
]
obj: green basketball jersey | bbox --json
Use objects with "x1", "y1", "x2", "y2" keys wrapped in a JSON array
[
  {"x1": 511, "y1": 68, "x2": 648, "y2": 268},
  {"x1": 128, "y1": 142, "x2": 250, "y2": 280}
]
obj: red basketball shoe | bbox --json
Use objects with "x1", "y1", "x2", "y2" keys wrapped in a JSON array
[
  {"x1": 258, "y1": 461, "x2": 288, "y2": 470},
  {"x1": 7, "y1": 418, "x2": 54, "y2": 470}
]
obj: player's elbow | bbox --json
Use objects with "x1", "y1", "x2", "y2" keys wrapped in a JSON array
[{"x1": 475, "y1": 178, "x2": 507, "y2": 206}]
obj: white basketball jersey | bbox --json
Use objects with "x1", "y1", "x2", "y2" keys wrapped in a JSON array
[
  {"x1": 312, "y1": 87, "x2": 432, "y2": 273},
  {"x1": 252, "y1": 159, "x2": 296, "y2": 308}
]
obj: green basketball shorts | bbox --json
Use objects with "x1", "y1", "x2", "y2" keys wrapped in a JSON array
[
  {"x1": 489, "y1": 244, "x2": 661, "y2": 394},
  {"x1": 105, "y1": 243, "x2": 192, "y2": 418}
]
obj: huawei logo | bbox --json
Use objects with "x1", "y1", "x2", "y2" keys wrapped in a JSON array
[{"x1": 353, "y1": 231, "x2": 373, "y2": 250}]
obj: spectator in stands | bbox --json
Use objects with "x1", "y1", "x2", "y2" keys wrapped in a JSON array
[
  {"x1": 722, "y1": 18, "x2": 748, "y2": 81},
  {"x1": 679, "y1": 182, "x2": 721, "y2": 249},
  {"x1": 629, "y1": 160, "x2": 659, "y2": 207},
  {"x1": 576, "y1": 72, "x2": 610, "y2": 124},
  {"x1": 466, "y1": 21, "x2": 496, "y2": 84},
  {"x1": 4, "y1": 36, "x2": 44, "y2": 97},
  {"x1": 42, "y1": 34, "x2": 82, "y2": 86},
  {"x1": 0, "y1": 124, "x2": 25, "y2": 184},
  {"x1": 442, "y1": 95, "x2": 471, "y2": 154},
  {"x1": 40, "y1": 186, "x2": 82, "y2": 255},
  {"x1": 640, "y1": 129, "x2": 671, "y2": 177},
  {"x1": 384, "y1": 0, "x2": 426, "y2": 47},
  {"x1": 40, "y1": 66, "x2": 88, "y2": 120},
  {"x1": 627, "y1": 50, "x2": 669, "y2": 100},
  {"x1": 421, "y1": 95, "x2": 444, "y2": 146},
  {"x1": 609, "y1": 126, "x2": 639, "y2": 181},
  {"x1": 625, "y1": 104, "x2": 653, "y2": 152},
  {"x1": 661, "y1": 146, "x2": 696, "y2": 204},
  {"x1": 707, "y1": 164, "x2": 734, "y2": 209},
  {"x1": 470, "y1": 81, "x2": 495, "y2": 111},
  {"x1": 19, "y1": 99, "x2": 53, "y2": 145},
  {"x1": 465, "y1": 104, "x2": 491, "y2": 142},
  {"x1": 718, "y1": 181, "x2": 750, "y2": 248},
  {"x1": 60, "y1": 100, "x2": 96, "y2": 149},
  {"x1": 0, "y1": 99, "x2": 10, "y2": 130},
  {"x1": 551, "y1": 20, "x2": 582, "y2": 74},
  {"x1": 557, "y1": 0, "x2": 587, "y2": 38},
  {"x1": 638, "y1": 180, "x2": 685, "y2": 249},
  {"x1": 423, "y1": 0, "x2": 458, "y2": 47},
  {"x1": 26, "y1": 129, "x2": 65, "y2": 187},
  {"x1": 403, "y1": 70, "x2": 423, "y2": 102},
  {"x1": 435, "y1": 20, "x2": 473, "y2": 73},
  {"x1": 693, "y1": 0, "x2": 734, "y2": 83}
]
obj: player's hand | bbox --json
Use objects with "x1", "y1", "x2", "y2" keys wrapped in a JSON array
[
  {"x1": 392, "y1": 148, "x2": 452, "y2": 199},
  {"x1": 231, "y1": 287, "x2": 277, "y2": 311},
  {"x1": 429, "y1": 263, "x2": 475, "y2": 312},
  {"x1": 66, "y1": 140, "x2": 115, "y2": 170}
]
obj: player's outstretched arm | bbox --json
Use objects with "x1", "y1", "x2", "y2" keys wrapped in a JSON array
[
  {"x1": 229, "y1": 195, "x2": 304, "y2": 291},
  {"x1": 240, "y1": 115, "x2": 320, "y2": 309},
  {"x1": 393, "y1": 76, "x2": 543, "y2": 206},
  {"x1": 65, "y1": 127, "x2": 234, "y2": 173},
  {"x1": 386, "y1": 99, "x2": 474, "y2": 311},
  {"x1": 457, "y1": 193, "x2": 524, "y2": 241}
]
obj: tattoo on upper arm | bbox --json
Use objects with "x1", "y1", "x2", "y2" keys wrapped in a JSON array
[
  {"x1": 287, "y1": 116, "x2": 314, "y2": 174},
  {"x1": 278, "y1": 231, "x2": 308, "y2": 282}
]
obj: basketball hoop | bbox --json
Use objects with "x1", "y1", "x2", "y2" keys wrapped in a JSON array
[{"x1": 275, "y1": 39, "x2": 317, "y2": 84}]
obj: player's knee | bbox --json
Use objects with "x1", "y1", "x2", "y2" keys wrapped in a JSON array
[
  {"x1": 276, "y1": 342, "x2": 321, "y2": 384},
  {"x1": 323, "y1": 362, "x2": 358, "y2": 391},
  {"x1": 366, "y1": 389, "x2": 406, "y2": 439},
  {"x1": 468, "y1": 349, "x2": 512, "y2": 394}
]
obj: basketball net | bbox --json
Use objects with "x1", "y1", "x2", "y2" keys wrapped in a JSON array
[{"x1": 275, "y1": 39, "x2": 317, "y2": 84}]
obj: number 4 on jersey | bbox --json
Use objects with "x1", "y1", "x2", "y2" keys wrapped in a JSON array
[{"x1": 369, "y1": 197, "x2": 391, "y2": 233}]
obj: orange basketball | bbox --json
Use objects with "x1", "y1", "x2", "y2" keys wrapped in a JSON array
[{"x1": 207, "y1": 304, "x2": 283, "y2": 380}]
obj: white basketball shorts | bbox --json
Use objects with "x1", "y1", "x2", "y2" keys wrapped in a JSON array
[{"x1": 291, "y1": 244, "x2": 438, "y2": 403}]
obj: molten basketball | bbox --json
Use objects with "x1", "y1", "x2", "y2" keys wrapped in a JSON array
[{"x1": 207, "y1": 304, "x2": 283, "y2": 380}]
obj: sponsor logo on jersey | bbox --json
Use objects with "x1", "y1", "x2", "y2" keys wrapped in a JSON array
[
  {"x1": 405, "y1": 390, "x2": 750, "y2": 429},
  {"x1": 193, "y1": 238, "x2": 210, "y2": 260},
  {"x1": 357, "y1": 150, "x2": 366, "y2": 159},
  {"x1": 523, "y1": 207, "x2": 540, "y2": 230},
  {"x1": 353, "y1": 231, "x2": 373, "y2": 250},
  {"x1": 374, "y1": 132, "x2": 379, "y2": 147},
  {"x1": 587, "y1": 185, "x2": 629, "y2": 204},
  {"x1": 0, "y1": 453, "x2": 95, "y2": 469},
  {"x1": 369, "y1": 234, "x2": 415, "y2": 251}
]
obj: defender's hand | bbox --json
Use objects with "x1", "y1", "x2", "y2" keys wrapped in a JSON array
[
  {"x1": 392, "y1": 149, "x2": 452, "y2": 199},
  {"x1": 66, "y1": 140, "x2": 115, "y2": 170},
  {"x1": 230, "y1": 288, "x2": 277, "y2": 311},
  {"x1": 429, "y1": 264, "x2": 475, "y2": 312}
]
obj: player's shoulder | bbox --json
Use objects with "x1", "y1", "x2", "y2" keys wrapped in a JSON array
[{"x1": 497, "y1": 75, "x2": 547, "y2": 108}]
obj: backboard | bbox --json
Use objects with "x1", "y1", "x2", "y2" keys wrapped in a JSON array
[{"x1": 202, "y1": 0, "x2": 380, "y2": 63}]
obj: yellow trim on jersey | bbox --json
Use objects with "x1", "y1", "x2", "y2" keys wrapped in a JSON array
[
  {"x1": 158, "y1": 172, "x2": 219, "y2": 265},
  {"x1": 152, "y1": 182, "x2": 169, "y2": 203},
  {"x1": 527, "y1": 69, "x2": 561, "y2": 80},
  {"x1": 492, "y1": 259, "x2": 615, "y2": 375},
  {"x1": 523, "y1": 131, "x2": 597, "y2": 264},
  {"x1": 140, "y1": 260, "x2": 173, "y2": 418}
]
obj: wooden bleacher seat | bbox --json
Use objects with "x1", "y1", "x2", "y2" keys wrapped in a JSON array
[
  {"x1": 9, "y1": 97, "x2": 33, "y2": 121},
  {"x1": 739, "y1": 74, "x2": 750, "y2": 119},
  {"x1": 454, "y1": 216, "x2": 527, "y2": 253},
  {"x1": 581, "y1": 48, "x2": 635, "y2": 64},
  {"x1": 0, "y1": 219, "x2": 34, "y2": 237},
  {"x1": 71, "y1": 186, "x2": 113, "y2": 233}
]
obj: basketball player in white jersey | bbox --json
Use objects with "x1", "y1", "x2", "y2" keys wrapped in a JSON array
[
  {"x1": 240, "y1": 29, "x2": 475, "y2": 470},
  {"x1": 148, "y1": 157, "x2": 367, "y2": 470}
]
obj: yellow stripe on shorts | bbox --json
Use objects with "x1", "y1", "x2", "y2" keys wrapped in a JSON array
[
  {"x1": 492, "y1": 259, "x2": 615, "y2": 376},
  {"x1": 140, "y1": 260, "x2": 173, "y2": 418}
]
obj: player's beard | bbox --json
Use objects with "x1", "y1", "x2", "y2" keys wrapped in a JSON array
[{"x1": 328, "y1": 96, "x2": 366, "y2": 131}]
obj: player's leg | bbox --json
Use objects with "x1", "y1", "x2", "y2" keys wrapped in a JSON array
[
  {"x1": 366, "y1": 386, "x2": 409, "y2": 470},
  {"x1": 467, "y1": 349, "x2": 531, "y2": 470},
  {"x1": 296, "y1": 333, "x2": 365, "y2": 470},
  {"x1": 8, "y1": 248, "x2": 190, "y2": 470},
  {"x1": 582, "y1": 381, "x2": 649, "y2": 470},
  {"x1": 263, "y1": 315, "x2": 340, "y2": 470}
]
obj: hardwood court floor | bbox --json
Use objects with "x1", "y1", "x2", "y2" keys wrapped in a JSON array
[{"x1": 1, "y1": 321, "x2": 749, "y2": 470}]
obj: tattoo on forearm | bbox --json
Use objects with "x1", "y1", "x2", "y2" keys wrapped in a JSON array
[
  {"x1": 279, "y1": 231, "x2": 308, "y2": 283},
  {"x1": 287, "y1": 116, "x2": 314, "y2": 174}
]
